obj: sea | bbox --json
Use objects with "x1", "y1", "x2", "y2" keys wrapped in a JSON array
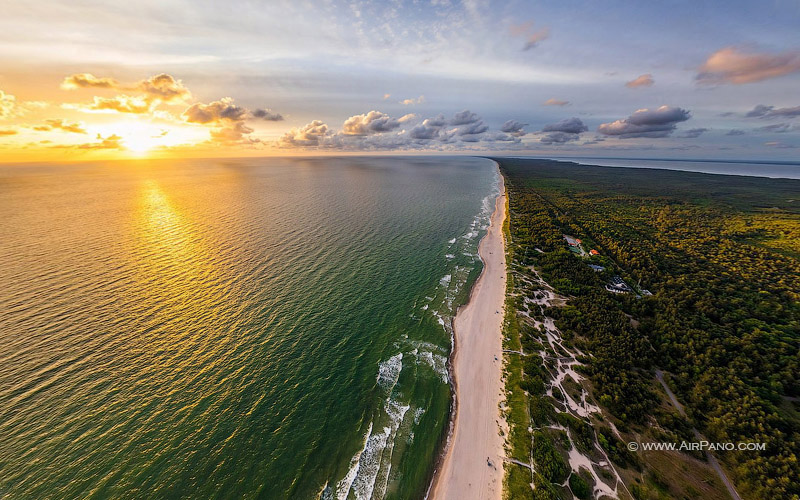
[{"x1": 0, "y1": 156, "x2": 501, "y2": 499}]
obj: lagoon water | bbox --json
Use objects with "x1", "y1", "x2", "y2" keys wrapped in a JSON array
[
  {"x1": 0, "y1": 156, "x2": 499, "y2": 499},
  {"x1": 543, "y1": 156, "x2": 800, "y2": 179}
]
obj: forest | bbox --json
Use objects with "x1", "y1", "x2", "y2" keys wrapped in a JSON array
[{"x1": 495, "y1": 158, "x2": 799, "y2": 500}]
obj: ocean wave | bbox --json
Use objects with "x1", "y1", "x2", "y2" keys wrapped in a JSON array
[{"x1": 376, "y1": 353, "x2": 402, "y2": 392}]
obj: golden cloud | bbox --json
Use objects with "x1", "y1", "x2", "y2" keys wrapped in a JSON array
[{"x1": 697, "y1": 47, "x2": 800, "y2": 84}]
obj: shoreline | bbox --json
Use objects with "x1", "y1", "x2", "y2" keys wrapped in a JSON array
[{"x1": 428, "y1": 164, "x2": 507, "y2": 500}]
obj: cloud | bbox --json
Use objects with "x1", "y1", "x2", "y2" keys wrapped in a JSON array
[
  {"x1": 135, "y1": 73, "x2": 191, "y2": 103},
  {"x1": 252, "y1": 108, "x2": 284, "y2": 121},
  {"x1": 442, "y1": 110, "x2": 488, "y2": 138},
  {"x1": 0, "y1": 90, "x2": 16, "y2": 119},
  {"x1": 696, "y1": 47, "x2": 800, "y2": 85},
  {"x1": 484, "y1": 132, "x2": 521, "y2": 143},
  {"x1": 182, "y1": 97, "x2": 265, "y2": 144},
  {"x1": 279, "y1": 120, "x2": 331, "y2": 147},
  {"x1": 597, "y1": 106, "x2": 691, "y2": 138},
  {"x1": 500, "y1": 120, "x2": 528, "y2": 137},
  {"x1": 61, "y1": 73, "x2": 120, "y2": 90},
  {"x1": 744, "y1": 104, "x2": 800, "y2": 119},
  {"x1": 540, "y1": 131, "x2": 582, "y2": 144},
  {"x1": 61, "y1": 133, "x2": 125, "y2": 150},
  {"x1": 455, "y1": 120, "x2": 489, "y2": 136},
  {"x1": 625, "y1": 73, "x2": 655, "y2": 88},
  {"x1": 542, "y1": 117, "x2": 588, "y2": 134},
  {"x1": 277, "y1": 110, "x2": 510, "y2": 150},
  {"x1": 450, "y1": 110, "x2": 480, "y2": 125},
  {"x1": 726, "y1": 129, "x2": 746, "y2": 136},
  {"x1": 538, "y1": 117, "x2": 588, "y2": 145},
  {"x1": 210, "y1": 122, "x2": 256, "y2": 143},
  {"x1": 383, "y1": 93, "x2": 391, "y2": 100},
  {"x1": 765, "y1": 141, "x2": 796, "y2": 149},
  {"x1": 522, "y1": 28, "x2": 550, "y2": 50},
  {"x1": 182, "y1": 98, "x2": 247, "y2": 124},
  {"x1": 62, "y1": 72, "x2": 190, "y2": 104},
  {"x1": 342, "y1": 111, "x2": 402, "y2": 135},
  {"x1": 510, "y1": 20, "x2": 550, "y2": 51},
  {"x1": 400, "y1": 95, "x2": 425, "y2": 105},
  {"x1": 82, "y1": 95, "x2": 151, "y2": 114},
  {"x1": 677, "y1": 127, "x2": 708, "y2": 138},
  {"x1": 409, "y1": 117, "x2": 447, "y2": 140},
  {"x1": 756, "y1": 123, "x2": 793, "y2": 133},
  {"x1": 33, "y1": 119, "x2": 87, "y2": 134},
  {"x1": 0, "y1": 129, "x2": 18, "y2": 136},
  {"x1": 543, "y1": 98, "x2": 570, "y2": 106}
]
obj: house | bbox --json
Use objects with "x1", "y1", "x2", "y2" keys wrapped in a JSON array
[
  {"x1": 605, "y1": 275, "x2": 633, "y2": 294},
  {"x1": 563, "y1": 235, "x2": 580, "y2": 246},
  {"x1": 588, "y1": 264, "x2": 605, "y2": 272},
  {"x1": 589, "y1": 249, "x2": 599, "y2": 256}
]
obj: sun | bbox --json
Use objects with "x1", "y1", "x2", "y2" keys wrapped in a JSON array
[
  {"x1": 123, "y1": 133, "x2": 157, "y2": 155},
  {"x1": 92, "y1": 120, "x2": 202, "y2": 157}
]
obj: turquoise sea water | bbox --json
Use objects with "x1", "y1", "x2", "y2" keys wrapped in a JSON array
[{"x1": 0, "y1": 156, "x2": 499, "y2": 499}]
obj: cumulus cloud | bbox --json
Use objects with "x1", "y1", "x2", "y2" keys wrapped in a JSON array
[
  {"x1": 455, "y1": 120, "x2": 489, "y2": 136},
  {"x1": 278, "y1": 110, "x2": 511, "y2": 150},
  {"x1": 280, "y1": 120, "x2": 331, "y2": 147},
  {"x1": 625, "y1": 73, "x2": 655, "y2": 88},
  {"x1": 543, "y1": 98, "x2": 570, "y2": 106},
  {"x1": 183, "y1": 98, "x2": 247, "y2": 124},
  {"x1": 726, "y1": 129, "x2": 746, "y2": 136},
  {"x1": 677, "y1": 127, "x2": 708, "y2": 138},
  {"x1": 252, "y1": 108, "x2": 284, "y2": 121},
  {"x1": 135, "y1": 74, "x2": 191, "y2": 103},
  {"x1": 82, "y1": 95, "x2": 151, "y2": 114},
  {"x1": 400, "y1": 95, "x2": 425, "y2": 105},
  {"x1": 182, "y1": 97, "x2": 264, "y2": 144},
  {"x1": 500, "y1": 120, "x2": 528, "y2": 137},
  {"x1": 540, "y1": 131, "x2": 582, "y2": 144},
  {"x1": 62, "y1": 72, "x2": 190, "y2": 104},
  {"x1": 342, "y1": 111, "x2": 402, "y2": 135},
  {"x1": 538, "y1": 117, "x2": 588, "y2": 144},
  {"x1": 696, "y1": 47, "x2": 800, "y2": 85},
  {"x1": 383, "y1": 93, "x2": 391, "y2": 100},
  {"x1": 484, "y1": 132, "x2": 520, "y2": 143},
  {"x1": 210, "y1": 122, "x2": 255, "y2": 143},
  {"x1": 410, "y1": 117, "x2": 447, "y2": 140},
  {"x1": 450, "y1": 110, "x2": 480, "y2": 125},
  {"x1": 597, "y1": 106, "x2": 691, "y2": 138},
  {"x1": 61, "y1": 73, "x2": 120, "y2": 90},
  {"x1": 745, "y1": 104, "x2": 800, "y2": 119},
  {"x1": 0, "y1": 90, "x2": 16, "y2": 119},
  {"x1": 542, "y1": 117, "x2": 588, "y2": 134},
  {"x1": 33, "y1": 119, "x2": 87, "y2": 134}
]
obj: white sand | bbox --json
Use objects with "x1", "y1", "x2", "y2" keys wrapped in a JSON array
[{"x1": 430, "y1": 175, "x2": 507, "y2": 500}]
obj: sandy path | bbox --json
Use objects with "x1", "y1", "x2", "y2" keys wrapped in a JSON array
[
  {"x1": 656, "y1": 371, "x2": 741, "y2": 500},
  {"x1": 429, "y1": 173, "x2": 507, "y2": 500}
]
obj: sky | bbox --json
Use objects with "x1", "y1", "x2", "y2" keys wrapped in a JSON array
[{"x1": 1, "y1": 0, "x2": 799, "y2": 161}]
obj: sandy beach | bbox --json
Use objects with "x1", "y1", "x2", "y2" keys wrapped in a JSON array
[{"x1": 430, "y1": 171, "x2": 507, "y2": 500}]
